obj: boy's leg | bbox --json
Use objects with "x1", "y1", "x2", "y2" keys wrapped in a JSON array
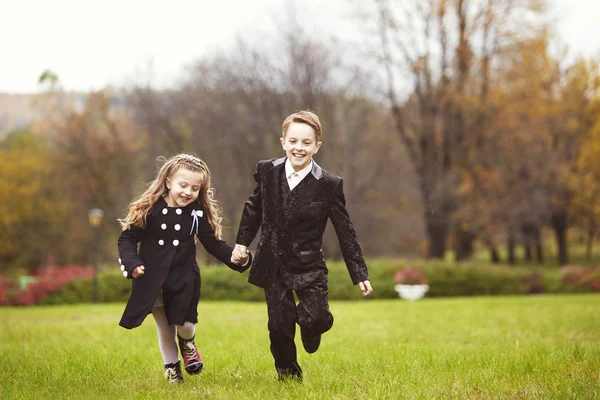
[
  {"x1": 152, "y1": 307, "x2": 184, "y2": 383},
  {"x1": 265, "y1": 271, "x2": 302, "y2": 380},
  {"x1": 176, "y1": 322, "x2": 204, "y2": 375},
  {"x1": 296, "y1": 280, "x2": 334, "y2": 354}
]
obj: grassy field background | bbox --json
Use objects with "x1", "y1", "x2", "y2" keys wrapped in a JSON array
[{"x1": 1, "y1": 294, "x2": 599, "y2": 399}]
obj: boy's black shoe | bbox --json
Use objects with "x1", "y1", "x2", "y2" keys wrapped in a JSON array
[
  {"x1": 301, "y1": 332, "x2": 321, "y2": 354},
  {"x1": 177, "y1": 334, "x2": 204, "y2": 375},
  {"x1": 164, "y1": 360, "x2": 184, "y2": 384},
  {"x1": 276, "y1": 362, "x2": 303, "y2": 382},
  {"x1": 277, "y1": 368, "x2": 303, "y2": 382},
  {"x1": 278, "y1": 372, "x2": 303, "y2": 383}
]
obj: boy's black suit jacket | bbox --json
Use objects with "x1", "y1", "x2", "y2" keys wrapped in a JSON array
[{"x1": 236, "y1": 157, "x2": 369, "y2": 290}]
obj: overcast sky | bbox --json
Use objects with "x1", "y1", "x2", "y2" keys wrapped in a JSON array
[{"x1": 1, "y1": 0, "x2": 599, "y2": 93}]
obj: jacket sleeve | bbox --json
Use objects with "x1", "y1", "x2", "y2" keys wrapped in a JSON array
[
  {"x1": 117, "y1": 224, "x2": 144, "y2": 279},
  {"x1": 235, "y1": 162, "x2": 263, "y2": 246},
  {"x1": 197, "y1": 214, "x2": 250, "y2": 273},
  {"x1": 328, "y1": 178, "x2": 370, "y2": 284}
]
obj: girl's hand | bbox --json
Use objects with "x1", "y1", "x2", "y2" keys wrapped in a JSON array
[
  {"x1": 359, "y1": 280, "x2": 373, "y2": 296},
  {"x1": 132, "y1": 265, "x2": 145, "y2": 278},
  {"x1": 236, "y1": 250, "x2": 250, "y2": 265},
  {"x1": 231, "y1": 246, "x2": 249, "y2": 264}
]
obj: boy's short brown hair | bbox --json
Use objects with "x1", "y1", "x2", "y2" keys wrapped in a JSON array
[{"x1": 282, "y1": 110, "x2": 323, "y2": 142}]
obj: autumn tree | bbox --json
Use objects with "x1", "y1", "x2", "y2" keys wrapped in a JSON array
[
  {"x1": 0, "y1": 130, "x2": 68, "y2": 271},
  {"x1": 42, "y1": 90, "x2": 144, "y2": 263},
  {"x1": 565, "y1": 58, "x2": 600, "y2": 260},
  {"x1": 370, "y1": 0, "x2": 551, "y2": 259},
  {"x1": 126, "y1": 13, "x2": 423, "y2": 258}
]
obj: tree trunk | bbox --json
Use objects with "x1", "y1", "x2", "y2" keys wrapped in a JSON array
[
  {"x1": 425, "y1": 212, "x2": 448, "y2": 259},
  {"x1": 454, "y1": 227, "x2": 475, "y2": 261},
  {"x1": 490, "y1": 247, "x2": 500, "y2": 263},
  {"x1": 525, "y1": 224, "x2": 544, "y2": 263},
  {"x1": 534, "y1": 226, "x2": 544, "y2": 263},
  {"x1": 524, "y1": 244, "x2": 532, "y2": 262},
  {"x1": 507, "y1": 232, "x2": 516, "y2": 265},
  {"x1": 550, "y1": 209, "x2": 569, "y2": 266},
  {"x1": 521, "y1": 223, "x2": 543, "y2": 263},
  {"x1": 586, "y1": 226, "x2": 595, "y2": 261}
]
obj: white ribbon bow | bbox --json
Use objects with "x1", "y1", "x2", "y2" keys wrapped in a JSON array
[{"x1": 190, "y1": 210, "x2": 203, "y2": 235}]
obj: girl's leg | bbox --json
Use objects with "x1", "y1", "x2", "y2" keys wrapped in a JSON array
[
  {"x1": 151, "y1": 306, "x2": 179, "y2": 365},
  {"x1": 176, "y1": 322, "x2": 195, "y2": 340},
  {"x1": 176, "y1": 322, "x2": 204, "y2": 375}
]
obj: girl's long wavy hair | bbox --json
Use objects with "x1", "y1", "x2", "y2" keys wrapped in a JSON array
[{"x1": 118, "y1": 154, "x2": 223, "y2": 238}]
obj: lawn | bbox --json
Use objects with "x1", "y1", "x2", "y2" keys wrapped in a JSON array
[{"x1": 1, "y1": 295, "x2": 599, "y2": 399}]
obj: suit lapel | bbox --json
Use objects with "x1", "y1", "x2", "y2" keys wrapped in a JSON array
[{"x1": 266, "y1": 160, "x2": 286, "y2": 224}]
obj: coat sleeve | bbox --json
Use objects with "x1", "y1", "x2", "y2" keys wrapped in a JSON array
[
  {"x1": 328, "y1": 178, "x2": 370, "y2": 284},
  {"x1": 117, "y1": 224, "x2": 144, "y2": 279},
  {"x1": 197, "y1": 214, "x2": 250, "y2": 273},
  {"x1": 235, "y1": 162, "x2": 263, "y2": 246}
]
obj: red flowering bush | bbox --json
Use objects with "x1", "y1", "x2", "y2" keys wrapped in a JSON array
[
  {"x1": 561, "y1": 265, "x2": 585, "y2": 286},
  {"x1": 561, "y1": 265, "x2": 600, "y2": 292},
  {"x1": 9, "y1": 264, "x2": 94, "y2": 306},
  {"x1": 0, "y1": 275, "x2": 13, "y2": 306},
  {"x1": 394, "y1": 267, "x2": 428, "y2": 285},
  {"x1": 581, "y1": 266, "x2": 600, "y2": 291}
]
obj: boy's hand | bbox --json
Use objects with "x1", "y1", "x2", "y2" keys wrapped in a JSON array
[
  {"x1": 132, "y1": 265, "x2": 145, "y2": 278},
  {"x1": 231, "y1": 245, "x2": 249, "y2": 265},
  {"x1": 359, "y1": 280, "x2": 373, "y2": 296}
]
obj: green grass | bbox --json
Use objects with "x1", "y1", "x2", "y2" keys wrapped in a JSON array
[{"x1": 1, "y1": 295, "x2": 599, "y2": 399}]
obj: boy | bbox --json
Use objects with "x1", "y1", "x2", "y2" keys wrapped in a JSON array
[{"x1": 233, "y1": 110, "x2": 373, "y2": 381}]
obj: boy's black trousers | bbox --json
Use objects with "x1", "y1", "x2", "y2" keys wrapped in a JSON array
[{"x1": 264, "y1": 269, "x2": 334, "y2": 377}]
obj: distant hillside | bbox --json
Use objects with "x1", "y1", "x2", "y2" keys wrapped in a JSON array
[
  {"x1": 0, "y1": 92, "x2": 89, "y2": 137},
  {"x1": 0, "y1": 93, "x2": 37, "y2": 135}
]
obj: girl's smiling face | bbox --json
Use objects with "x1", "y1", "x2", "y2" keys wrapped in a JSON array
[
  {"x1": 280, "y1": 122, "x2": 322, "y2": 171},
  {"x1": 165, "y1": 168, "x2": 204, "y2": 207}
]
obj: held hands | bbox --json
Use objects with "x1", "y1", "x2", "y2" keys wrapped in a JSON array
[
  {"x1": 359, "y1": 280, "x2": 373, "y2": 296},
  {"x1": 132, "y1": 265, "x2": 145, "y2": 278},
  {"x1": 231, "y1": 244, "x2": 250, "y2": 265}
]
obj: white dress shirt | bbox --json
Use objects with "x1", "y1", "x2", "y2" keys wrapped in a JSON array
[{"x1": 285, "y1": 159, "x2": 313, "y2": 191}]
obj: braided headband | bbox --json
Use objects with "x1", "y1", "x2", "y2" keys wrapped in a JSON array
[{"x1": 182, "y1": 154, "x2": 203, "y2": 168}]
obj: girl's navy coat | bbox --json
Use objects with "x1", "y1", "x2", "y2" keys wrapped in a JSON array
[{"x1": 118, "y1": 197, "x2": 248, "y2": 329}]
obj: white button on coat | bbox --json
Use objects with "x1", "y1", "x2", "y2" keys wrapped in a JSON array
[
  {"x1": 176, "y1": 209, "x2": 182, "y2": 215},
  {"x1": 161, "y1": 223, "x2": 167, "y2": 230},
  {"x1": 120, "y1": 265, "x2": 125, "y2": 271},
  {"x1": 118, "y1": 258, "x2": 121, "y2": 263},
  {"x1": 173, "y1": 239, "x2": 179, "y2": 246},
  {"x1": 159, "y1": 239, "x2": 164, "y2": 246},
  {"x1": 162, "y1": 208, "x2": 168, "y2": 215},
  {"x1": 174, "y1": 224, "x2": 181, "y2": 231},
  {"x1": 122, "y1": 271, "x2": 128, "y2": 277}
]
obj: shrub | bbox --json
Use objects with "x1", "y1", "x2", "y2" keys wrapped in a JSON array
[
  {"x1": 521, "y1": 271, "x2": 544, "y2": 294},
  {"x1": 581, "y1": 266, "x2": 600, "y2": 291},
  {"x1": 393, "y1": 267, "x2": 428, "y2": 285},
  {"x1": 4, "y1": 264, "x2": 94, "y2": 306},
  {"x1": 5, "y1": 258, "x2": 600, "y2": 306},
  {"x1": 0, "y1": 276, "x2": 13, "y2": 305},
  {"x1": 561, "y1": 265, "x2": 600, "y2": 292}
]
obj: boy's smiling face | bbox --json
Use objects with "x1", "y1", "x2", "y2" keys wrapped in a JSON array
[{"x1": 280, "y1": 122, "x2": 322, "y2": 172}]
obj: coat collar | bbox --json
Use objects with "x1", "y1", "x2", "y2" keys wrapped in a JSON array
[
  {"x1": 151, "y1": 195, "x2": 203, "y2": 216},
  {"x1": 271, "y1": 157, "x2": 323, "y2": 180},
  {"x1": 151, "y1": 196, "x2": 167, "y2": 216}
]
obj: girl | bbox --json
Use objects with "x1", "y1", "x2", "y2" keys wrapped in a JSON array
[{"x1": 117, "y1": 153, "x2": 250, "y2": 384}]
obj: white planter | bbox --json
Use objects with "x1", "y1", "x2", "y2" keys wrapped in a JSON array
[{"x1": 394, "y1": 284, "x2": 429, "y2": 301}]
